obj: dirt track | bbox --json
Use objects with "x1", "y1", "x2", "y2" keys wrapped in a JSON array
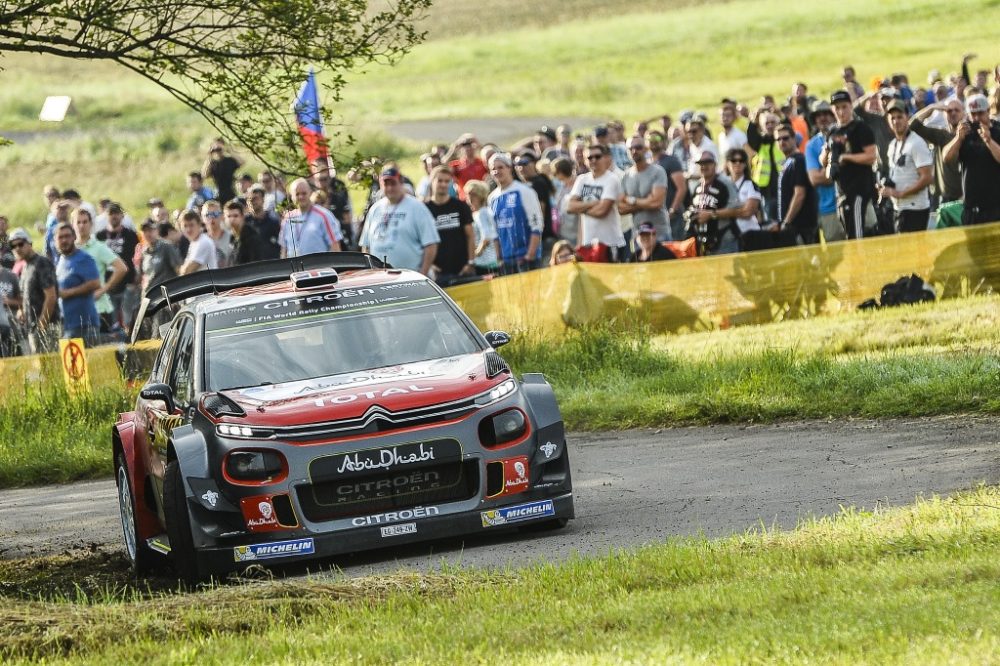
[{"x1": 1, "y1": 417, "x2": 998, "y2": 576}]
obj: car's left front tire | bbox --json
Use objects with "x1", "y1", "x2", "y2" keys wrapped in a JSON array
[
  {"x1": 163, "y1": 459, "x2": 210, "y2": 585},
  {"x1": 115, "y1": 452, "x2": 158, "y2": 575}
]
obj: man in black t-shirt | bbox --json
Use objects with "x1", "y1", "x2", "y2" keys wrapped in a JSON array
[
  {"x1": 943, "y1": 93, "x2": 1000, "y2": 225},
  {"x1": 10, "y1": 229, "x2": 59, "y2": 354},
  {"x1": 822, "y1": 90, "x2": 878, "y2": 239},
  {"x1": 775, "y1": 124, "x2": 818, "y2": 243},
  {"x1": 424, "y1": 166, "x2": 475, "y2": 287},
  {"x1": 96, "y1": 203, "x2": 140, "y2": 331},
  {"x1": 202, "y1": 140, "x2": 243, "y2": 206},
  {"x1": 245, "y1": 185, "x2": 282, "y2": 260},
  {"x1": 689, "y1": 153, "x2": 739, "y2": 254}
]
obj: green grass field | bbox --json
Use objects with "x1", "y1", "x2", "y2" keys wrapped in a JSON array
[
  {"x1": 3, "y1": 485, "x2": 999, "y2": 663},
  {"x1": 2, "y1": 295, "x2": 998, "y2": 488}
]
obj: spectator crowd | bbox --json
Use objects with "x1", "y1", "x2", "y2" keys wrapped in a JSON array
[{"x1": 1, "y1": 55, "x2": 999, "y2": 356}]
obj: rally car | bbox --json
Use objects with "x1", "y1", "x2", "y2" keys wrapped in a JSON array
[{"x1": 113, "y1": 252, "x2": 574, "y2": 582}]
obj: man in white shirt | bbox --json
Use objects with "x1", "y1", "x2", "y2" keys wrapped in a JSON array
[
  {"x1": 361, "y1": 167, "x2": 439, "y2": 275},
  {"x1": 568, "y1": 144, "x2": 627, "y2": 261},
  {"x1": 881, "y1": 100, "x2": 933, "y2": 233},
  {"x1": 179, "y1": 209, "x2": 219, "y2": 275},
  {"x1": 718, "y1": 98, "x2": 749, "y2": 157}
]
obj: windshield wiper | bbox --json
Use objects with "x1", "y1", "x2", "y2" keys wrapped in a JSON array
[{"x1": 219, "y1": 381, "x2": 274, "y2": 391}]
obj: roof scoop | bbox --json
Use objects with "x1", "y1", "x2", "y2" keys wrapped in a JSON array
[{"x1": 291, "y1": 268, "x2": 339, "y2": 290}]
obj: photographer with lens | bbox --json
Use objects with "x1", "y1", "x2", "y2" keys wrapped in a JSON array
[
  {"x1": 685, "y1": 153, "x2": 740, "y2": 256},
  {"x1": 821, "y1": 90, "x2": 878, "y2": 240},
  {"x1": 942, "y1": 94, "x2": 1000, "y2": 226}
]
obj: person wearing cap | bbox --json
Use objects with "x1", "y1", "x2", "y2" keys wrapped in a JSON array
[
  {"x1": 444, "y1": 134, "x2": 487, "y2": 201},
  {"x1": 487, "y1": 152, "x2": 544, "y2": 272},
  {"x1": 53, "y1": 222, "x2": 101, "y2": 346},
  {"x1": 688, "y1": 151, "x2": 740, "y2": 254},
  {"x1": 278, "y1": 178, "x2": 343, "y2": 258},
  {"x1": 804, "y1": 100, "x2": 843, "y2": 241},
  {"x1": 361, "y1": 167, "x2": 439, "y2": 275},
  {"x1": 96, "y1": 202, "x2": 140, "y2": 331},
  {"x1": 245, "y1": 184, "x2": 282, "y2": 260},
  {"x1": 532, "y1": 126, "x2": 563, "y2": 161},
  {"x1": 881, "y1": 100, "x2": 933, "y2": 233},
  {"x1": 943, "y1": 93, "x2": 1000, "y2": 225},
  {"x1": 746, "y1": 110, "x2": 782, "y2": 223},
  {"x1": 10, "y1": 228, "x2": 59, "y2": 353},
  {"x1": 514, "y1": 152, "x2": 556, "y2": 244},
  {"x1": 619, "y1": 135, "x2": 670, "y2": 241},
  {"x1": 93, "y1": 197, "x2": 134, "y2": 235},
  {"x1": 632, "y1": 222, "x2": 675, "y2": 263},
  {"x1": 139, "y1": 217, "x2": 181, "y2": 289},
  {"x1": 851, "y1": 88, "x2": 897, "y2": 180},
  {"x1": 72, "y1": 207, "x2": 128, "y2": 334},
  {"x1": 822, "y1": 90, "x2": 878, "y2": 239},
  {"x1": 568, "y1": 145, "x2": 627, "y2": 261}
]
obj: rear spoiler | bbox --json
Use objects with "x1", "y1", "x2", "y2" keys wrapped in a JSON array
[{"x1": 131, "y1": 252, "x2": 389, "y2": 343}]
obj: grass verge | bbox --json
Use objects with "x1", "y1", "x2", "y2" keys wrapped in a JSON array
[
  {"x1": 2, "y1": 486, "x2": 999, "y2": 663},
  {"x1": 2, "y1": 296, "x2": 999, "y2": 488}
]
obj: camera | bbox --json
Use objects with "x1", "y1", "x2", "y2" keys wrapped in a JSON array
[
  {"x1": 826, "y1": 137, "x2": 845, "y2": 181},
  {"x1": 683, "y1": 207, "x2": 720, "y2": 255}
]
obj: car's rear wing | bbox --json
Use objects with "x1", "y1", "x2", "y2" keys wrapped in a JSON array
[{"x1": 131, "y1": 252, "x2": 389, "y2": 343}]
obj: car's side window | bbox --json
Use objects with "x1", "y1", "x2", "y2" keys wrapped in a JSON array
[
  {"x1": 150, "y1": 323, "x2": 180, "y2": 383},
  {"x1": 168, "y1": 317, "x2": 196, "y2": 408}
]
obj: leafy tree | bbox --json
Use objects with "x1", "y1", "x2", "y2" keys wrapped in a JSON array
[{"x1": 0, "y1": 0, "x2": 431, "y2": 172}]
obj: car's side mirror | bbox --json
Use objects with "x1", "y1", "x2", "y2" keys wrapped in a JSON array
[
  {"x1": 140, "y1": 382, "x2": 176, "y2": 414},
  {"x1": 484, "y1": 330, "x2": 512, "y2": 349}
]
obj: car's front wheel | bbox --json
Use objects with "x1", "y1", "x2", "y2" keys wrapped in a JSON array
[
  {"x1": 163, "y1": 460, "x2": 208, "y2": 585},
  {"x1": 115, "y1": 453, "x2": 158, "y2": 574}
]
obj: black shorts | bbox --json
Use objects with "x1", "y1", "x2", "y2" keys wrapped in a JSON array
[{"x1": 894, "y1": 208, "x2": 929, "y2": 233}]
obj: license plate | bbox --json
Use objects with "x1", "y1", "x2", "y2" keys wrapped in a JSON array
[{"x1": 380, "y1": 522, "x2": 417, "y2": 538}]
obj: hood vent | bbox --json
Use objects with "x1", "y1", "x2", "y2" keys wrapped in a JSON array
[{"x1": 484, "y1": 351, "x2": 510, "y2": 379}]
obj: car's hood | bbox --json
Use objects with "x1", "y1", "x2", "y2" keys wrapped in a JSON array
[{"x1": 220, "y1": 353, "x2": 503, "y2": 427}]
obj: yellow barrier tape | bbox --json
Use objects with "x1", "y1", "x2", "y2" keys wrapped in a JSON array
[{"x1": 2, "y1": 222, "x2": 997, "y2": 395}]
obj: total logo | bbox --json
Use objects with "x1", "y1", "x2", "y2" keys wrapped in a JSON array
[
  {"x1": 312, "y1": 385, "x2": 433, "y2": 407},
  {"x1": 233, "y1": 538, "x2": 315, "y2": 562}
]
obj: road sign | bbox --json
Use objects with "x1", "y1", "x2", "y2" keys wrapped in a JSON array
[{"x1": 59, "y1": 338, "x2": 91, "y2": 393}]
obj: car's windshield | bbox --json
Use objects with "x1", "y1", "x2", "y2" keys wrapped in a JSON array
[{"x1": 203, "y1": 280, "x2": 481, "y2": 391}]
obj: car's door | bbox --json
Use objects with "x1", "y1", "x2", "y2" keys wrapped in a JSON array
[{"x1": 145, "y1": 315, "x2": 195, "y2": 520}]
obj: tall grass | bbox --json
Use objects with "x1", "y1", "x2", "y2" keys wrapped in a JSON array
[{"x1": 0, "y1": 383, "x2": 135, "y2": 487}]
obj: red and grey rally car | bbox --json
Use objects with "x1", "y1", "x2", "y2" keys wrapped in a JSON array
[{"x1": 113, "y1": 253, "x2": 574, "y2": 582}]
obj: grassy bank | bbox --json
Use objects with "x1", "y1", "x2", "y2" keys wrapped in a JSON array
[
  {"x1": 1, "y1": 296, "x2": 998, "y2": 488},
  {"x1": 3, "y1": 485, "x2": 999, "y2": 663}
]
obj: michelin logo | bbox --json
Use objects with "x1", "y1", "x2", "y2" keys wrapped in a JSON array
[
  {"x1": 234, "y1": 537, "x2": 315, "y2": 562},
  {"x1": 481, "y1": 499, "x2": 555, "y2": 528}
]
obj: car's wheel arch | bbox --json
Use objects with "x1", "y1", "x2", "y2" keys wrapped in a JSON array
[{"x1": 112, "y1": 418, "x2": 160, "y2": 542}]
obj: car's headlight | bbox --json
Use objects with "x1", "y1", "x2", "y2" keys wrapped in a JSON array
[
  {"x1": 475, "y1": 379, "x2": 517, "y2": 406},
  {"x1": 216, "y1": 424, "x2": 274, "y2": 439}
]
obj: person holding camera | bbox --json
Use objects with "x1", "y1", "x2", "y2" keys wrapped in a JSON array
[
  {"x1": 942, "y1": 94, "x2": 1000, "y2": 226},
  {"x1": 881, "y1": 100, "x2": 933, "y2": 233},
  {"x1": 686, "y1": 153, "x2": 740, "y2": 255},
  {"x1": 822, "y1": 90, "x2": 878, "y2": 240}
]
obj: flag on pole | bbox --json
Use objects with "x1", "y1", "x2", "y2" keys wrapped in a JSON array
[{"x1": 294, "y1": 68, "x2": 328, "y2": 165}]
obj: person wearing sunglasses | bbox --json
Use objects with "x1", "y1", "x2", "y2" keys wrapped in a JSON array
[
  {"x1": 567, "y1": 145, "x2": 628, "y2": 261},
  {"x1": 768, "y1": 124, "x2": 818, "y2": 247},
  {"x1": 9, "y1": 228, "x2": 59, "y2": 354}
]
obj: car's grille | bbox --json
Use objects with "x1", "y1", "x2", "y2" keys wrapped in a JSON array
[
  {"x1": 297, "y1": 459, "x2": 479, "y2": 522},
  {"x1": 484, "y1": 351, "x2": 510, "y2": 379},
  {"x1": 269, "y1": 397, "x2": 480, "y2": 442}
]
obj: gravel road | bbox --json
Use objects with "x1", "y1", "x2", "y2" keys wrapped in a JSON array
[{"x1": 1, "y1": 417, "x2": 997, "y2": 576}]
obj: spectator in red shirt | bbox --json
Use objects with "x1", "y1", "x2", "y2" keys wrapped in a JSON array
[{"x1": 445, "y1": 133, "x2": 488, "y2": 200}]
